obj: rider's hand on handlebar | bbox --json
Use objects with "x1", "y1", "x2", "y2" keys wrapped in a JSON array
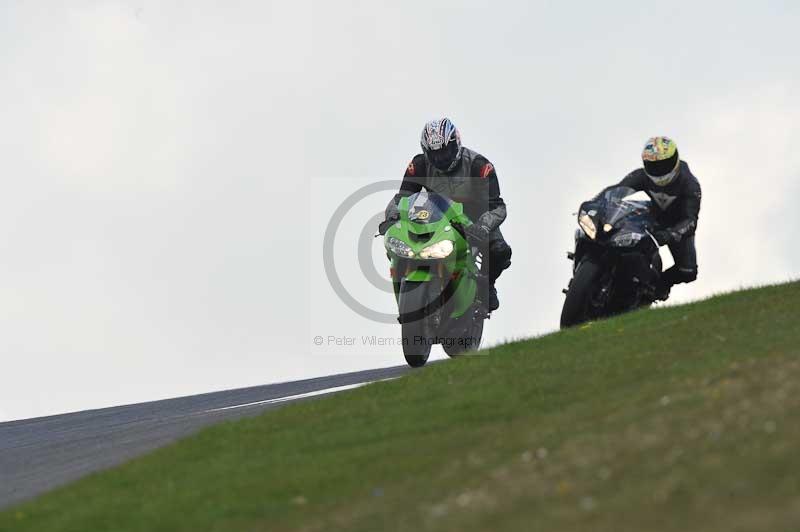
[
  {"x1": 465, "y1": 223, "x2": 491, "y2": 247},
  {"x1": 654, "y1": 230, "x2": 672, "y2": 246},
  {"x1": 378, "y1": 214, "x2": 399, "y2": 236}
]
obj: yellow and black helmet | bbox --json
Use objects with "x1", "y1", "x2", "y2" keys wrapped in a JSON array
[{"x1": 642, "y1": 136, "x2": 680, "y2": 186}]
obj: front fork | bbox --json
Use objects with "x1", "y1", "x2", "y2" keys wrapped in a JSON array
[{"x1": 591, "y1": 267, "x2": 615, "y2": 309}]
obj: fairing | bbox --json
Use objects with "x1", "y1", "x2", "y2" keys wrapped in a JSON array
[{"x1": 384, "y1": 190, "x2": 477, "y2": 319}]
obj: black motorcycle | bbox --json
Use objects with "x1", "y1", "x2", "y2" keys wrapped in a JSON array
[{"x1": 560, "y1": 186, "x2": 664, "y2": 328}]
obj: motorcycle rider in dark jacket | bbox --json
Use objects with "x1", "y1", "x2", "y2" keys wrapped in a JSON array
[
  {"x1": 379, "y1": 118, "x2": 512, "y2": 311},
  {"x1": 601, "y1": 136, "x2": 701, "y2": 299}
]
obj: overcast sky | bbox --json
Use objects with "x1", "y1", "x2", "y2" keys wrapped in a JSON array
[{"x1": 1, "y1": 1, "x2": 798, "y2": 421}]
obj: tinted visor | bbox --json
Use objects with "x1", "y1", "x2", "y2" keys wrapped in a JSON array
[
  {"x1": 426, "y1": 141, "x2": 460, "y2": 171},
  {"x1": 643, "y1": 151, "x2": 679, "y2": 177}
]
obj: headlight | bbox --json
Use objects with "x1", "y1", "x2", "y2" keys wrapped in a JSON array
[
  {"x1": 419, "y1": 239, "x2": 454, "y2": 259},
  {"x1": 579, "y1": 214, "x2": 597, "y2": 240},
  {"x1": 385, "y1": 236, "x2": 415, "y2": 258},
  {"x1": 610, "y1": 231, "x2": 643, "y2": 247}
]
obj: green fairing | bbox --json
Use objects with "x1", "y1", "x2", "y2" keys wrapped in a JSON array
[
  {"x1": 405, "y1": 270, "x2": 434, "y2": 282},
  {"x1": 385, "y1": 195, "x2": 478, "y2": 319}
]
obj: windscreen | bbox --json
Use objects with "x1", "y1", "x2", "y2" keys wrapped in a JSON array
[
  {"x1": 407, "y1": 190, "x2": 452, "y2": 224},
  {"x1": 602, "y1": 186, "x2": 650, "y2": 226},
  {"x1": 602, "y1": 186, "x2": 638, "y2": 202}
]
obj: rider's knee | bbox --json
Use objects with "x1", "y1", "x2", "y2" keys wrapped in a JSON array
[
  {"x1": 677, "y1": 267, "x2": 697, "y2": 283},
  {"x1": 490, "y1": 239, "x2": 512, "y2": 266}
]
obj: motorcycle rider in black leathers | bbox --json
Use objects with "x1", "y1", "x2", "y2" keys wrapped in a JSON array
[
  {"x1": 379, "y1": 118, "x2": 512, "y2": 311},
  {"x1": 602, "y1": 136, "x2": 701, "y2": 300}
]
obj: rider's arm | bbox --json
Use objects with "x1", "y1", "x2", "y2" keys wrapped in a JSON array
[
  {"x1": 664, "y1": 178, "x2": 702, "y2": 242},
  {"x1": 472, "y1": 157, "x2": 506, "y2": 231},
  {"x1": 618, "y1": 170, "x2": 647, "y2": 190},
  {"x1": 384, "y1": 155, "x2": 426, "y2": 220},
  {"x1": 594, "y1": 169, "x2": 647, "y2": 200}
]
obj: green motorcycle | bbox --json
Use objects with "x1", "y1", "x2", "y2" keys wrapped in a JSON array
[{"x1": 384, "y1": 190, "x2": 489, "y2": 367}]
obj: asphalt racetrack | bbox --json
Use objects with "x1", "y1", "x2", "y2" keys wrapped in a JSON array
[{"x1": 0, "y1": 365, "x2": 411, "y2": 509}]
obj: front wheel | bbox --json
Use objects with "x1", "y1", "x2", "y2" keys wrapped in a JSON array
[
  {"x1": 402, "y1": 319, "x2": 431, "y2": 367},
  {"x1": 560, "y1": 260, "x2": 603, "y2": 329},
  {"x1": 399, "y1": 280, "x2": 434, "y2": 367}
]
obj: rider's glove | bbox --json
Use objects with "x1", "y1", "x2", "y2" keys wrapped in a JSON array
[
  {"x1": 654, "y1": 230, "x2": 673, "y2": 246},
  {"x1": 464, "y1": 223, "x2": 491, "y2": 247},
  {"x1": 378, "y1": 214, "x2": 399, "y2": 236}
]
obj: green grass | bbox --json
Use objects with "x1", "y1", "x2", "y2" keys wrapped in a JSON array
[{"x1": 3, "y1": 282, "x2": 800, "y2": 532}]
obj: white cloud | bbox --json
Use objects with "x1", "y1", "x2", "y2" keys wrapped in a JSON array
[{"x1": 1, "y1": 1, "x2": 798, "y2": 420}]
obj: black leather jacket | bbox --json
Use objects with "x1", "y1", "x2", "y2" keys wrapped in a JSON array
[
  {"x1": 385, "y1": 147, "x2": 507, "y2": 231},
  {"x1": 608, "y1": 161, "x2": 702, "y2": 243}
]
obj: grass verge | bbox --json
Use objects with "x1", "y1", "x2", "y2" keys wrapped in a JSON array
[{"x1": 2, "y1": 282, "x2": 799, "y2": 532}]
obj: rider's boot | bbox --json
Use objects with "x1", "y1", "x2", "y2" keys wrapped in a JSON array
[
  {"x1": 654, "y1": 279, "x2": 672, "y2": 301},
  {"x1": 488, "y1": 283, "x2": 500, "y2": 311}
]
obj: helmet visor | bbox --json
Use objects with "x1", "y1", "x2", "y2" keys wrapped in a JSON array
[
  {"x1": 426, "y1": 141, "x2": 460, "y2": 171},
  {"x1": 643, "y1": 151, "x2": 680, "y2": 186},
  {"x1": 644, "y1": 154, "x2": 678, "y2": 177}
]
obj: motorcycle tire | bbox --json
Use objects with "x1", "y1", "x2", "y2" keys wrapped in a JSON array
[
  {"x1": 560, "y1": 259, "x2": 602, "y2": 329},
  {"x1": 399, "y1": 280, "x2": 434, "y2": 367},
  {"x1": 442, "y1": 317, "x2": 484, "y2": 357}
]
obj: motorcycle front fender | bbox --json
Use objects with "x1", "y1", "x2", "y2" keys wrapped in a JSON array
[{"x1": 405, "y1": 269, "x2": 433, "y2": 282}]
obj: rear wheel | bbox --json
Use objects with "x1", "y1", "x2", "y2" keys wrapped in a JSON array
[
  {"x1": 560, "y1": 260, "x2": 603, "y2": 329},
  {"x1": 442, "y1": 317, "x2": 484, "y2": 357},
  {"x1": 399, "y1": 281, "x2": 434, "y2": 367}
]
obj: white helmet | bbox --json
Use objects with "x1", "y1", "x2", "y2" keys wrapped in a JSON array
[
  {"x1": 642, "y1": 136, "x2": 681, "y2": 186},
  {"x1": 420, "y1": 118, "x2": 462, "y2": 172}
]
